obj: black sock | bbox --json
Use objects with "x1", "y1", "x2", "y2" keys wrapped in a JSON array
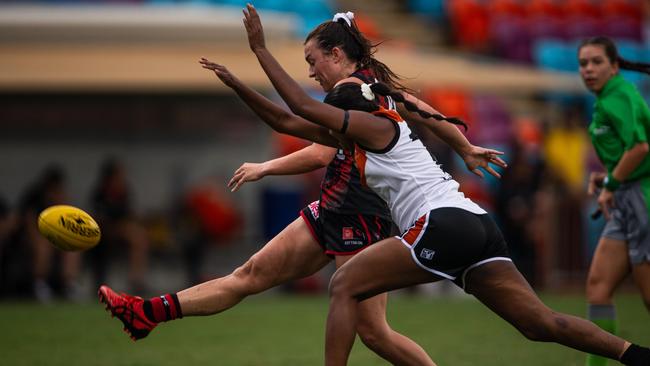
[
  {"x1": 142, "y1": 293, "x2": 182, "y2": 323},
  {"x1": 620, "y1": 344, "x2": 650, "y2": 366},
  {"x1": 143, "y1": 300, "x2": 155, "y2": 323}
]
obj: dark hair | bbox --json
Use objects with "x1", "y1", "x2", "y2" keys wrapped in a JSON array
[
  {"x1": 579, "y1": 36, "x2": 650, "y2": 75},
  {"x1": 305, "y1": 18, "x2": 412, "y2": 91},
  {"x1": 324, "y1": 82, "x2": 468, "y2": 131}
]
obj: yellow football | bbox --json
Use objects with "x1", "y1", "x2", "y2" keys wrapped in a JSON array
[{"x1": 37, "y1": 205, "x2": 101, "y2": 251}]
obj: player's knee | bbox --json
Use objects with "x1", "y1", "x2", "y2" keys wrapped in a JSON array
[
  {"x1": 328, "y1": 268, "x2": 352, "y2": 298},
  {"x1": 232, "y1": 258, "x2": 271, "y2": 294},
  {"x1": 356, "y1": 320, "x2": 390, "y2": 352},
  {"x1": 586, "y1": 275, "x2": 613, "y2": 304}
]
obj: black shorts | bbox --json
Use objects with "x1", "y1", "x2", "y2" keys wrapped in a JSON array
[
  {"x1": 300, "y1": 201, "x2": 392, "y2": 256},
  {"x1": 398, "y1": 207, "x2": 511, "y2": 289}
]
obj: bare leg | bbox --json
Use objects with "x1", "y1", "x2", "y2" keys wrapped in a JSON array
[
  {"x1": 585, "y1": 238, "x2": 630, "y2": 365},
  {"x1": 29, "y1": 221, "x2": 54, "y2": 302},
  {"x1": 466, "y1": 261, "x2": 629, "y2": 360},
  {"x1": 61, "y1": 252, "x2": 81, "y2": 285},
  {"x1": 586, "y1": 238, "x2": 630, "y2": 305},
  {"x1": 326, "y1": 238, "x2": 441, "y2": 366},
  {"x1": 334, "y1": 255, "x2": 436, "y2": 366},
  {"x1": 121, "y1": 220, "x2": 149, "y2": 292},
  {"x1": 31, "y1": 234, "x2": 53, "y2": 283},
  {"x1": 631, "y1": 262, "x2": 650, "y2": 312},
  {"x1": 178, "y1": 217, "x2": 330, "y2": 315}
]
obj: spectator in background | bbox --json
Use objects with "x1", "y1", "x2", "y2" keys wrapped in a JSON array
[
  {"x1": 496, "y1": 139, "x2": 545, "y2": 286},
  {"x1": 90, "y1": 158, "x2": 149, "y2": 294},
  {"x1": 544, "y1": 105, "x2": 590, "y2": 277},
  {"x1": 10, "y1": 165, "x2": 82, "y2": 301},
  {"x1": 0, "y1": 195, "x2": 17, "y2": 297},
  {"x1": 178, "y1": 179, "x2": 241, "y2": 286}
]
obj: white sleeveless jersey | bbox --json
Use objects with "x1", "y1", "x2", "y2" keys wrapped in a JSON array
[{"x1": 354, "y1": 109, "x2": 486, "y2": 232}]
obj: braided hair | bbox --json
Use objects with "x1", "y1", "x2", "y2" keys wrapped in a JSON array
[
  {"x1": 324, "y1": 82, "x2": 468, "y2": 131},
  {"x1": 579, "y1": 36, "x2": 650, "y2": 75},
  {"x1": 306, "y1": 17, "x2": 412, "y2": 92}
]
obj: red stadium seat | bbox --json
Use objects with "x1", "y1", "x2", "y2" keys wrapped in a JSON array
[
  {"x1": 447, "y1": 0, "x2": 491, "y2": 51},
  {"x1": 422, "y1": 88, "x2": 471, "y2": 126}
]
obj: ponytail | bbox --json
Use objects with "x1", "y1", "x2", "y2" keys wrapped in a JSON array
[
  {"x1": 369, "y1": 83, "x2": 468, "y2": 131},
  {"x1": 325, "y1": 82, "x2": 468, "y2": 131},
  {"x1": 618, "y1": 57, "x2": 650, "y2": 75}
]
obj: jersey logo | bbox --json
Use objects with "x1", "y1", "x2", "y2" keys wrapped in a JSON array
[
  {"x1": 420, "y1": 248, "x2": 435, "y2": 260},
  {"x1": 308, "y1": 201, "x2": 320, "y2": 219},
  {"x1": 336, "y1": 149, "x2": 346, "y2": 160},
  {"x1": 342, "y1": 227, "x2": 366, "y2": 245},
  {"x1": 592, "y1": 126, "x2": 611, "y2": 135},
  {"x1": 342, "y1": 227, "x2": 354, "y2": 240}
]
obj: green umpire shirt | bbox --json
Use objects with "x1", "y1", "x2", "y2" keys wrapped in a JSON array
[{"x1": 589, "y1": 75, "x2": 650, "y2": 183}]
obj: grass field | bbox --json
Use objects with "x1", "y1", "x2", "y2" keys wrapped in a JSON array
[{"x1": 1, "y1": 292, "x2": 648, "y2": 366}]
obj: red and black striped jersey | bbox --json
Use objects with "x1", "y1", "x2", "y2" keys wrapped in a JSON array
[{"x1": 318, "y1": 69, "x2": 392, "y2": 219}]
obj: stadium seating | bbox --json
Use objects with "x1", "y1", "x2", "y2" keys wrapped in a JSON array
[
  {"x1": 408, "y1": 0, "x2": 446, "y2": 22},
  {"x1": 446, "y1": 0, "x2": 491, "y2": 52},
  {"x1": 532, "y1": 38, "x2": 573, "y2": 72}
]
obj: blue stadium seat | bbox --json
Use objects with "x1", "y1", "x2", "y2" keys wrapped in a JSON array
[
  {"x1": 532, "y1": 38, "x2": 573, "y2": 72},
  {"x1": 408, "y1": 0, "x2": 446, "y2": 21},
  {"x1": 254, "y1": 0, "x2": 292, "y2": 12}
]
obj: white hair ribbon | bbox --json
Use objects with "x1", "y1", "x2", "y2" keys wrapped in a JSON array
[
  {"x1": 361, "y1": 83, "x2": 375, "y2": 101},
  {"x1": 332, "y1": 11, "x2": 354, "y2": 27}
]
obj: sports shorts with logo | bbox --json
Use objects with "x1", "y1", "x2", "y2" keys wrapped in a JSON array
[
  {"x1": 601, "y1": 180, "x2": 650, "y2": 265},
  {"x1": 398, "y1": 207, "x2": 511, "y2": 290},
  {"x1": 300, "y1": 201, "x2": 392, "y2": 256}
]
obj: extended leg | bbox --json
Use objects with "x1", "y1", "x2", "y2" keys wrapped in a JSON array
[
  {"x1": 466, "y1": 261, "x2": 628, "y2": 360},
  {"x1": 100, "y1": 217, "x2": 330, "y2": 340},
  {"x1": 178, "y1": 217, "x2": 330, "y2": 315}
]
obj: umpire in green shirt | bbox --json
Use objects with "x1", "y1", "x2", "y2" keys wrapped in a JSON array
[{"x1": 579, "y1": 36, "x2": 650, "y2": 366}]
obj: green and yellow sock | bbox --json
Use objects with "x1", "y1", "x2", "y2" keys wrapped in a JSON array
[{"x1": 587, "y1": 304, "x2": 617, "y2": 366}]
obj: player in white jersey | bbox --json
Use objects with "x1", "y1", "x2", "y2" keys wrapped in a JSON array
[
  {"x1": 197, "y1": 5, "x2": 650, "y2": 366},
  {"x1": 353, "y1": 107, "x2": 486, "y2": 232}
]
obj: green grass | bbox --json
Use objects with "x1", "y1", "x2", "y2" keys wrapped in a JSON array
[{"x1": 1, "y1": 293, "x2": 648, "y2": 365}]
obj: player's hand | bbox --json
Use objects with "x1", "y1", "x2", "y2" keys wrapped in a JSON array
[
  {"x1": 462, "y1": 145, "x2": 507, "y2": 179},
  {"x1": 243, "y1": 4, "x2": 266, "y2": 52},
  {"x1": 228, "y1": 162, "x2": 266, "y2": 192},
  {"x1": 199, "y1": 58, "x2": 238, "y2": 88},
  {"x1": 588, "y1": 172, "x2": 606, "y2": 196},
  {"x1": 597, "y1": 188, "x2": 615, "y2": 220}
]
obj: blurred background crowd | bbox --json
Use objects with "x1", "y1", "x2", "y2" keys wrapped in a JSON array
[{"x1": 0, "y1": 0, "x2": 649, "y2": 302}]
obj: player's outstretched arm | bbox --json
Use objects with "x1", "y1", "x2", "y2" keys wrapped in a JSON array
[
  {"x1": 199, "y1": 58, "x2": 338, "y2": 148},
  {"x1": 242, "y1": 4, "x2": 392, "y2": 151},
  {"x1": 228, "y1": 144, "x2": 336, "y2": 192},
  {"x1": 242, "y1": 5, "x2": 343, "y2": 127}
]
